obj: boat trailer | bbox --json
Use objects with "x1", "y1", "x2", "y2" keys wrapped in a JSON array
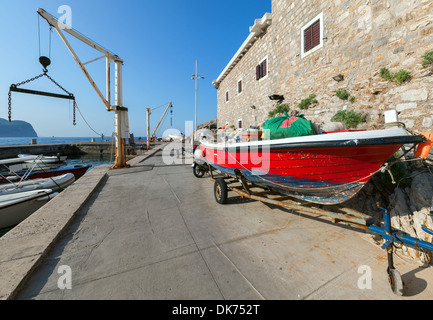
[{"x1": 205, "y1": 165, "x2": 433, "y2": 296}]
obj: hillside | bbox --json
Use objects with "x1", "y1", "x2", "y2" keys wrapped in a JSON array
[{"x1": 0, "y1": 118, "x2": 38, "y2": 137}]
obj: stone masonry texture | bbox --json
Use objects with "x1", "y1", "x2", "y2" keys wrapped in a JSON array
[{"x1": 215, "y1": 0, "x2": 433, "y2": 131}]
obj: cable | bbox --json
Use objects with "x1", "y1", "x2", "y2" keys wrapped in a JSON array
[
  {"x1": 49, "y1": 26, "x2": 52, "y2": 59},
  {"x1": 151, "y1": 102, "x2": 171, "y2": 111},
  {"x1": 73, "y1": 101, "x2": 103, "y2": 137},
  {"x1": 38, "y1": 13, "x2": 41, "y2": 57}
]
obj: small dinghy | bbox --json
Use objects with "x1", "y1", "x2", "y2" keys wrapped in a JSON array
[
  {"x1": 18, "y1": 153, "x2": 67, "y2": 164},
  {"x1": 0, "y1": 173, "x2": 75, "y2": 195},
  {"x1": 0, "y1": 189, "x2": 58, "y2": 229}
]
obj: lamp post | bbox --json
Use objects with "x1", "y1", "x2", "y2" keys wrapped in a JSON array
[{"x1": 191, "y1": 60, "x2": 204, "y2": 141}]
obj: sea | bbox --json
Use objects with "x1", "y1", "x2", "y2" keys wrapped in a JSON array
[
  {"x1": 0, "y1": 136, "x2": 114, "y2": 146},
  {"x1": 0, "y1": 136, "x2": 118, "y2": 237},
  {"x1": 0, "y1": 136, "x2": 117, "y2": 168}
]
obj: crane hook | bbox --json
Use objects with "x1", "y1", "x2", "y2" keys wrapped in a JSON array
[{"x1": 39, "y1": 56, "x2": 51, "y2": 73}]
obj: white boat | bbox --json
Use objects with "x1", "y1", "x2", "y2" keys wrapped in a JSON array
[
  {"x1": 0, "y1": 189, "x2": 58, "y2": 229},
  {"x1": 0, "y1": 173, "x2": 75, "y2": 195},
  {"x1": 18, "y1": 154, "x2": 67, "y2": 164}
]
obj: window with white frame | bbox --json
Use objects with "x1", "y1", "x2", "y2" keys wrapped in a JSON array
[
  {"x1": 301, "y1": 12, "x2": 324, "y2": 58},
  {"x1": 238, "y1": 119, "x2": 243, "y2": 129},
  {"x1": 225, "y1": 90, "x2": 229, "y2": 103},
  {"x1": 256, "y1": 56, "x2": 268, "y2": 80},
  {"x1": 237, "y1": 78, "x2": 243, "y2": 94}
]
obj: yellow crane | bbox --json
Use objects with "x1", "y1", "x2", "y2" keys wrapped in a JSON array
[
  {"x1": 146, "y1": 102, "x2": 173, "y2": 149},
  {"x1": 37, "y1": 8, "x2": 129, "y2": 169}
]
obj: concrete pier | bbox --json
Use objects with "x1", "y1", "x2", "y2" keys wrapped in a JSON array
[{"x1": 1, "y1": 143, "x2": 433, "y2": 300}]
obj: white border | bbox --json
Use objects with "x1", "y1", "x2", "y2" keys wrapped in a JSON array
[{"x1": 301, "y1": 12, "x2": 324, "y2": 59}]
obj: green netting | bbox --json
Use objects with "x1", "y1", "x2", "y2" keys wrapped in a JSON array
[{"x1": 263, "y1": 112, "x2": 316, "y2": 140}]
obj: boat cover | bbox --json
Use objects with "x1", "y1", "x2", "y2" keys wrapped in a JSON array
[{"x1": 263, "y1": 112, "x2": 316, "y2": 140}]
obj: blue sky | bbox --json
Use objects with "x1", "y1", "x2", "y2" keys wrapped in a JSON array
[{"x1": 0, "y1": 0, "x2": 271, "y2": 138}]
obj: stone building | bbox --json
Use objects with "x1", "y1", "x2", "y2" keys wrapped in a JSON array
[{"x1": 213, "y1": 0, "x2": 433, "y2": 131}]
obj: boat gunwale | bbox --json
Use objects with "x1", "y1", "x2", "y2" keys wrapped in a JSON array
[
  {"x1": 0, "y1": 189, "x2": 53, "y2": 210},
  {"x1": 201, "y1": 134, "x2": 426, "y2": 152}
]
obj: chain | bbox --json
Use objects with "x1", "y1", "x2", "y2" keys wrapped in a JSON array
[
  {"x1": 14, "y1": 73, "x2": 45, "y2": 87},
  {"x1": 8, "y1": 71, "x2": 75, "y2": 124},
  {"x1": 73, "y1": 101, "x2": 76, "y2": 126},
  {"x1": 8, "y1": 91, "x2": 11, "y2": 122},
  {"x1": 8, "y1": 73, "x2": 46, "y2": 122},
  {"x1": 44, "y1": 72, "x2": 74, "y2": 97},
  {"x1": 8, "y1": 73, "x2": 45, "y2": 122}
]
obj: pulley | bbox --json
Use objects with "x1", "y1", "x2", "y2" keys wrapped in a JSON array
[{"x1": 39, "y1": 56, "x2": 51, "y2": 73}]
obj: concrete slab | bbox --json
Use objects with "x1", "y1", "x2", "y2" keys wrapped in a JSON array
[
  {"x1": 0, "y1": 144, "x2": 166, "y2": 300},
  {"x1": 3, "y1": 143, "x2": 433, "y2": 300}
]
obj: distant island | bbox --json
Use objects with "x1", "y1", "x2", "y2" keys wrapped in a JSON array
[{"x1": 0, "y1": 118, "x2": 38, "y2": 137}]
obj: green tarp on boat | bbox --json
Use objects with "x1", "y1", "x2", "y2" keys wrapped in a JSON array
[{"x1": 263, "y1": 112, "x2": 316, "y2": 140}]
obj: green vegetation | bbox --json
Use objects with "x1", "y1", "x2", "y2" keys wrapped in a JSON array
[
  {"x1": 335, "y1": 88, "x2": 350, "y2": 100},
  {"x1": 298, "y1": 94, "x2": 318, "y2": 110},
  {"x1": 380, "y1": 67, "x2": 393, "y2": 81},
  {"x1": 393, "y1": 69, "x2": 411, "y2": 84},
  {"x1": 268, "y1": 104, "x2": 290, "y2": 118},
  {"x1": 379, "y1": 67, "x2": 411, "y2": 84},
  {"x1": 331, "y1": 109, "x2": 365, "y2": 129},
  {"x1": 335, "y1": 89, "x2": 356, "y2": 103},
  {"x1": 421, "y1": 50, "x2": 433, "y2": 67}
]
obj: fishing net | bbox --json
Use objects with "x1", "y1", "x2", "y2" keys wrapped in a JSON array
[{"x1": 263, "y1": 112, "x2": 317, "y2": 140}]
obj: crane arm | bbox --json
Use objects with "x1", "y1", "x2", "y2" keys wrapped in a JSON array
[
  {"x1": 150, "y1": 102, "x2": 172, "y2": 141},
  {"x1": 37, "y1": 8, "x2": 121, "y2": 63},
  {"x1": 37, "y1": 8, "x2": 129, "y2": 168},
  {"x1": 37, "y1": 8, "x2": 122, "y2": 111}
]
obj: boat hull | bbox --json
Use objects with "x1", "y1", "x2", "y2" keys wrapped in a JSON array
[
  {"x1": 200, "y1": 129, "x2": 426, "y2": 204},
  {"x1": 0, "y1": 189, "x2": 57, "y2": 229},
  {"x1": 0, "y1": 173, "x2": 75, "y2": 195},
  {"x1": 0, "y1": 165, "x2": 91, "y2": 183}
]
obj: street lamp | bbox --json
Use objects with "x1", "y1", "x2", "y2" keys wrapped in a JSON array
[{"x1": 192, "y1": 60, "x2": 205, "y2": 141}]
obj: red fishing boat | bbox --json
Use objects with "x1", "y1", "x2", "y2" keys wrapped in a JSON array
[
  {"x1": 197, "y1": 127, "x2": 430, "y2": 205},
  {"x1": 0, "y1": 158, "x2": 91, "y2": 183},
  {"x1": 12, "y1": 164, "x2": 91, "y2": 180}
]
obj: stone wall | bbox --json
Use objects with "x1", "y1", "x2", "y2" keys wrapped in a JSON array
[
  {"x1": 215, "y1": 0, "x2": 433, "y2": 132},
  {"x1": 215, "y1": 21, "x2": 274, "y2": 128}
]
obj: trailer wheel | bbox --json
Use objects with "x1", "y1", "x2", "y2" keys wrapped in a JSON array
[
  {"x1": 388, "y1": 268, "x2": 404, "y2": 296},
  {"x1": 214, "y1": 178, "x2": 228, "y2": 204},
  {"x1": 193, "y1": 163, "x2": 206, "y2": 178}
]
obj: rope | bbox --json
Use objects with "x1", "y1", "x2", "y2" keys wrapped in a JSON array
[
  {"x1": 73, "y1": 101, "x2": 103, "y2": 137},
  {"x1": 38, "y1": 14, "x2": 41, "y2": 57},
  {"x1": 110, "y1": 132, "x2": 115, "y2": 163},
  {"x1": 220, "y1": 140, "x2": 421, "y2": 191},
  {"x1": 32, "y1": 157, "x2": 65, "y2": 191},
  {"x1": 225, "y1": 150, "x2": 381, "y2": 192},
  {"x1": 37, "y1": 13, "x2": 53, "y2": 59},
  {"x1": 221, "y1": 137, "x2": 433, "y2": 193},
  {"x1": 49, "y1": 26, "x2": 52, "y2": 59},
  {"x1": 151, "y1": 102, "x2": 171, "y2": 111}
]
